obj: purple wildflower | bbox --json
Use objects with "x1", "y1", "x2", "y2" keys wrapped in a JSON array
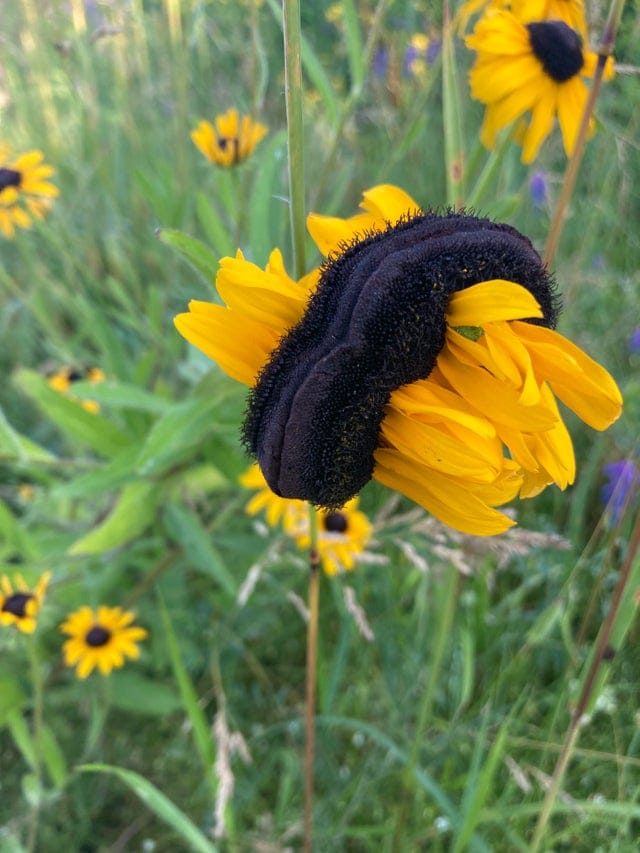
[
  {"x1": 529, "y1": 171, "x2": 548, "y2": 208},
  {"x1": 601, "y1": 459, "x2": 639, "y2": 524},
  {"x1": 628, "y1": 326, "x2": 640, "y2": 354}
]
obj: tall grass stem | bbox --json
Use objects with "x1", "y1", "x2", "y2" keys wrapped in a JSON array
[
  {"x1": 304, "y1": 505, "x2": 320, "y2": 852},
  {"x1": 283, "y1": 0, "x2": 306, "y2": 280}
]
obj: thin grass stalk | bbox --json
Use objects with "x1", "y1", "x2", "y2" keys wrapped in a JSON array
[
  {"x1": 529, "y1": 509, "x2": 640, "y2": 852},
  {"x1": 304, "y1": 505, "x2": 320, "y2": 853},
  {"x1": 543, "y1": 0, "x2": 626, "y2": 267},
  {"x1": 442, "y1": 0, "x2": 466, "y2": 207},
  {"x1": 282, "y1": 0, "x2": 306, "y2": 280}
]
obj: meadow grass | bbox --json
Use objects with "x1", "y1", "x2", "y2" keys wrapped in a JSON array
[{"x1": 1, "y1": 0, "x2": 639, "y2": 850}]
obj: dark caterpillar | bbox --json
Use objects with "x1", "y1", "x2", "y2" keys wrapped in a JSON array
[{"x1": 242, "y1": 211, "x2": 557, "y2": 508}]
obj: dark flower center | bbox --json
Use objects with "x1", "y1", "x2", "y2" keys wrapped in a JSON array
[
  {"x1": 67, "y1": 369, "x2": 84, "y2": 382},
  {"x1": 217, "y1": 136, "x2": 240, "y2": 161},
  {"x1": 323, "y1": 511, "x2": 349, "y2": 533},
  {"x1": 527, "y1": 21, "x2": 584, "y2": 82},
  {"x1": 0, "y1": 167, "x2": 22, "y2": 192},
  {"x1": 2, "y1": 592, "x2": 32, "y2": 618},
  {"x1": 85, "y1": 625, "x2": 111, "y2": 647}
]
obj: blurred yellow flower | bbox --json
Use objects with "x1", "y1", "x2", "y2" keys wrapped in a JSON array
[
  {"x1": 60, "y1": 605, "x2": 148, "y2": 679},
  {"x1": 240, "y1": 463, "x2": 373, "y2": 575},
  {"x1": 191, "y1": 109, "x2": 268, "y2": 167},
  {"x1": 0, "y1": 572, "x2": 51, "y2": 634},
  {"x1": 0, "y1": 145, "x2": 58, "y2": 238},
  {"x1": 465, "y1": 10, "x2": 613, "y2": 162},
  {"x1": 47, "y1": 366, "x2": 105, "y2": 413}
]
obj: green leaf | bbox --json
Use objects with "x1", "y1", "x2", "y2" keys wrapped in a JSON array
[
  {"x1": 7, "y1": 710, "x2": 35, "y2": 769},
  {"x1": 40, "y1": 724, "x2": 68, "y2": 789},
  {"x1": 158, "y1": 596, "x2": 217, "y2": 780},
  {"x1": 14, "y1": 369, "x2": 131, "y2": 458},
  {"x1": 68, "y1": 481, "x2": 160, "y2": 556},
  {"x1": 78, "y1": 764, "x2": 218, "y2": 853},
  {"x1": 196, "y1": 192, "x2": 235, "y2": 260},
  {"x1": 135, "y1": 394, "x2": 230, "y2": 477},
  {"x1": 108, "y1": 671, "x2": 182, "y2": 716},
  {"x1": 52, "y1": 445, "x2": 140, "y2": 500},
  {"x1": 248, "y1": 131, "x2": 287, "y2": 264},
  {"x1": 163, "y1": 501, "x2": 236, "y2": 597},
  {"x1": 0, "y1": 406, "x2": 55, "y2": 463},
  {"x1": 65, "y1": 380, "x2": 173, "y2": 415},
  {"x1": 157, "y1": 227, "x2": 220, "y2": 288},
  {"x1": 0, "y1": 677, "x2": 27, "y2": 727}
]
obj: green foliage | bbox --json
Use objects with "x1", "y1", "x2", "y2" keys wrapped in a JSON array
[{"x1": 0, "y1": 0, "x2": 639, "y2": 851}]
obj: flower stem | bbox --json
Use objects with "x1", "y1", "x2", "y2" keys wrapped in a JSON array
[
  {"x1": 529, "y1": 508, "x2": 640, "y2": 852},
  {"x1": 304, "y1": 504, "x2": 320, "y2": 852},
  {"x1": 543, "y1": 0, "x2": 625, "y2": 268},
  {"x1": 282, "y1": 0, "x2": 306, "y2": 280}
]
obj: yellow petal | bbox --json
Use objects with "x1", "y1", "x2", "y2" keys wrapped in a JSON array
[
  {"x1": 513, "y1": 321, "x2": 623, "y2": 430},
  {"x1": 174, "y1": 301, "x2": 277, "y2": 386},
  {"x1": 374, "y1": 449, "x2": 517, "y2": 536},
  {"x1": 359, "y1": 184, "x2": 420, "y2": 221},
  {"x1": 446, "y1": 280, "x2": 543, "y2": 326},
  {"x1": 306, "y1": 211, "x2": 378, "y2": 256},
  {"x1": 380, "y1": 407, "x2": 504, "y2": 481}
]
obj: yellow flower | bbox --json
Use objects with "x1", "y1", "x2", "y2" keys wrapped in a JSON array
[
  {"x1": 0, "y1": 572, "x2": 51, "y2": 634},
  {"x1": 47, "y1": 366, "x2": 105, "y2": 413},
  {"x1": 0, "y1": 145, "x2": 58, "y2": 238},
  {"x1": 176, "y1": 185, "x2": 622, "y2": 536},
  {"x1": 191, "y1": 109, "x2": 268, "y2": 168},
  {"x1": 465, "y1": 10, "x2": 613, "y2": 162},
  {"x1": 240, "y1": 463, "x2": 373, "y2": 575},
  {"x1": 60, "y1": 606, "x2": 148, "y2": 679}
]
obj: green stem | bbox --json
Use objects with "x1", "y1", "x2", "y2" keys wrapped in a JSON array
[
  {"x1": 543, "y1": 0, "x2": 625, "y2": 267},
  {"x1": 442, "y1": 0, "x2": 466, "y2": 207},
  {"x1": 304, "y1": 504, "x2": 320, "y2": 853},
  {"x1": 282, "y1": 0, "x2": 306, "y2": 280},
  {"x1": 529, "y1": 508, "x2": 640, "y2": 852},
  {"x1": 26, "y1": 635, "x2": 44, "y2": 853}
]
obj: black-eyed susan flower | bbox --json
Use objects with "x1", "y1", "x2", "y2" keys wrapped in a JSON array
[
  {"x1": 241, "y1": 463, "x2": 373, "y2": 575},
  {"x1": 191, "y1": 109, "x2": 268, "y2": 168},
  {"x1": 60, "y1": 605, "x2": 147, "y2": 679},
  {"x1": 0, "y1": 145, "x2": 58, "y2": 238},
  {"x1": 176, "y1": 185, "x2": 622, "y2": 536},
  {"x1": 465, "y1": 9, "x2": 613, "y2": 163},
  {"x1": 0, "y1": 572, "x2": 51, "y2": 634},
  {"x1": 47, "y1": 366, "x2": 105, "y2": 413}
]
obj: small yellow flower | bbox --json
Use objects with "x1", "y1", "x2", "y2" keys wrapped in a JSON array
[
  {"x1": 60, "y1": 605, "x2": 148, "y2": 679},
  {"x1": 465, "y1": 9, "x2": 613, "y2": 162},
  {"x1": 191, "y1": 109, "x2": 268, "y2": 168},
  {"x1": 47, "y1": 366, "x2": 105, "y2": 413},
  {"x1": 0, "y1": 572, "x2": 51, "y2": 634},
  {"x1": 240, "y1": 464, "x2": 373, "y2": 575},
  {"x1": 0, "y1": 145, "x2": 58, "y2": 238}
]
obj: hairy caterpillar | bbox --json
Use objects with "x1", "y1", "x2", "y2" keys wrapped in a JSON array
[{"x1": 242, "y1": 212, "x2": 557, "y2": 508}]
